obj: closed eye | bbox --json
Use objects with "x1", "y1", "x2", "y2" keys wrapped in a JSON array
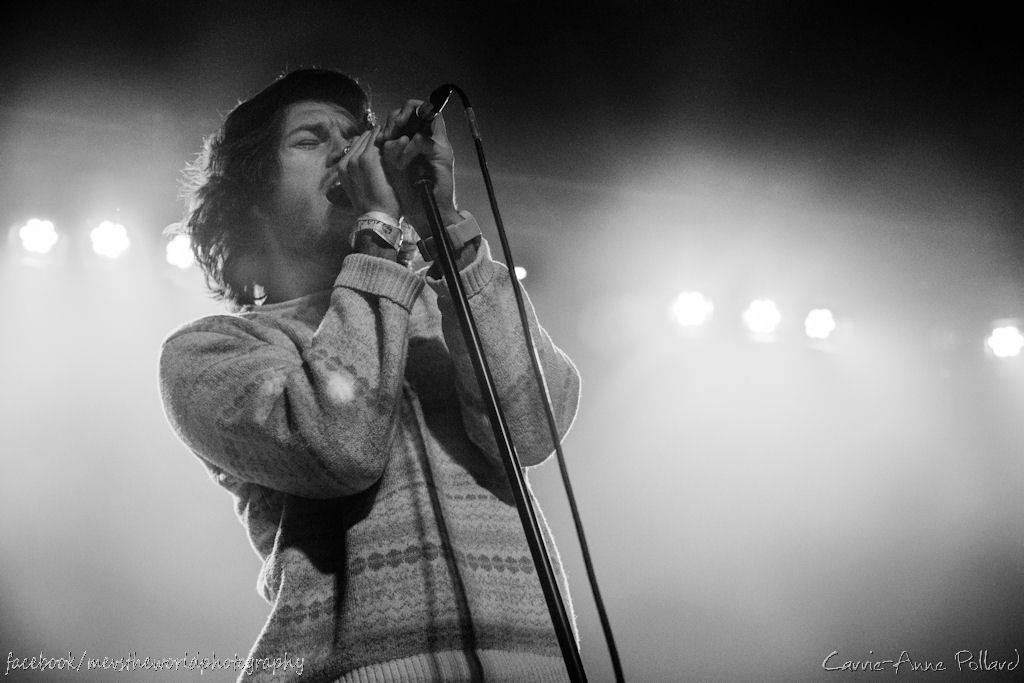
[{"x1": 285, "y1": 113, "x2": 361, "y2": 152}]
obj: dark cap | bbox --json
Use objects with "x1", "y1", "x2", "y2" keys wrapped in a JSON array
[{"x1": 223, "y1": 68, "x2": 373, "y2": 140}]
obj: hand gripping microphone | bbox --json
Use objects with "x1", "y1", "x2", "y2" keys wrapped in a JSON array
[
  {"x1": 393, "y1": 84, "x2": 456, "y2": 139},
  {"x1": 328, "y1": 85, "x2": 456, "y2": 206}
]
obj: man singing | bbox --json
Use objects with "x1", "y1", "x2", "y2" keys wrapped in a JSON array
[{"x1": 158, "y1": 68, "x2": 581, "y2": 681}]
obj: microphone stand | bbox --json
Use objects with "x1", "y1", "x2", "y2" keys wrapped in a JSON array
[{"x1": 412, "y1": 164, "x2": 588, "y2": 683}]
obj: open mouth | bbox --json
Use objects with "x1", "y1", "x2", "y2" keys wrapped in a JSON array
[{"x1": 326, "y1": 183, "x2": 352, "y2": 208}]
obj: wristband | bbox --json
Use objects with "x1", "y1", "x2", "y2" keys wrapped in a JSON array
[
  {"x1": 350, "y1": 212, "x2": 405, "y2": 252},
  {"x1": 416, "y1": 212, "x2": 482, "y2": 262},
  {"x1": 396, "y1": 218, "x2": 420, "y2": 263}
]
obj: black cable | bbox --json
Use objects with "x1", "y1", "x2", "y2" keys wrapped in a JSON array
[{"x1": 443, "y1": 84, "x2": 626, "y2": 683}]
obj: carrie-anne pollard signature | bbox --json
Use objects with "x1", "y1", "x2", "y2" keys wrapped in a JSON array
[{"x1": 822, "y1": 648, "x2": 1020, "y2": 674}]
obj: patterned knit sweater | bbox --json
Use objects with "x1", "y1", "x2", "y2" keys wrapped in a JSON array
[{"x1": 159, "y1": 235, "x2": 581, "y2": 682}]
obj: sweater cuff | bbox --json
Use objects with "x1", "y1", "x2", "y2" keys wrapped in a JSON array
[
  {"x1": 335, "y1": 253, "x2": 425, "y2": 311},
  {"x1": 426, "y1": 237, "x2": 499, "y2": 300}
]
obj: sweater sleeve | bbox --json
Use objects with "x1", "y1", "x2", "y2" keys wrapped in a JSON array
[
  {"x1": 426, "y1": 236, "x2": 581, "y2": 468},
  {"x1": 159, "y1": 254, "x2": 424, "y2": 499}
]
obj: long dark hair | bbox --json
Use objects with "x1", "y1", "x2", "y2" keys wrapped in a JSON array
[{"x1": 181, "y1": 69, "x2": 373, "y2": 308}]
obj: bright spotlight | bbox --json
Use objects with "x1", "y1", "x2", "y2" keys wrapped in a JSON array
[
  {"x1": 986, "y1": 326, "x2": 1024, "y2": 359},
  {"x1": 90, "y1": 221, "x2": 130, "y2": 259},
  {"x1": 805, "y1": 308, "x2": 836, "y2": 340},
  {"x1": 742, "y1": 298, "x2": 781, "y2": 335},
  {"x1": 670, "y1": 291, "x2": 714, "y2": 328},
  {"x1": 514, "y1": 266, "x2": 527, "y2": 281},
  {"x1": 166, "y1": 234, "x2": 195, "y2": 269},
  {"x1": 18, "y1": 218, "x2": 59, "y2": 254}
]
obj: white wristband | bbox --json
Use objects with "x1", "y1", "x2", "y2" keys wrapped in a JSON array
[{"x1": 350, "y1": 212, "x2": 404, "y2": 252}]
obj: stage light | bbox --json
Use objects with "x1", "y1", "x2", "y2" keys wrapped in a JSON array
[
  {"x1": 514, "y1": 266, "x2": 527, "y2": 281},
  {"x1": 670, "y1": 291, "x2": 714, "y2": 328},
  {"x1": 986, "y1": 325, "x2": 1023, "y2": 359},
  {"x1": 166, "y1": 234, "x2": 195, "y2": 269},
  {"x1": 90, "y1": 221, "x2": 130, "y2": 259},
  {"x1": 804, "y1": 308, "x2": 836, "y2": 340},
  {"x1": 18, "y1": 218, "x2": 59, "y2": 254},
  {"x1": 742, "y1": 299, "x2": 781, "y2": 335}
]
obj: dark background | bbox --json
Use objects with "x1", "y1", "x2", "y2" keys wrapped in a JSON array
[{"x1": 1, "y1": 2, "x2": 1021, "y2": 680}]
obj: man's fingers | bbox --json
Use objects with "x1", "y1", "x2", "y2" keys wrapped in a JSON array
[
  {"x1": 355, "y1": 128, "x2": 384, "y2": 169},
  {"x1": 340, "y1": 129, "x2": 365, "y2": 173},
  {"x1": 380, "y1": 108, "x2": 402, "y2": 141},
  {"x1": 399, "y1": 99, "x2": 421, "y2": 125},
  {"x1": 334, "y1": 126, "x2": 403, "y2": 216},
  {"x1": 346, "y1": 128, "x2": 384, "y2": 180},
  {"x1": 396, "y1": 135, "x2": 426, "y2": 170},
  {"x1": 397, "y1": 133, "x2": 453, "y2": 170},
  {"x1": 354, "y1": 127, "x2": 375, "y2": 157},
  {"x1": 337, "y1": 132, "x2": 358, "y2": 177},
  {"x1": 381, "y1": 137, "x2": 408, "y2": 170},
  {"x1": 381, "y1": 100, "x2": 426, "y2": 140}
]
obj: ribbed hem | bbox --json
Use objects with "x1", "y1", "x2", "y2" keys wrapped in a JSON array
[
  {"x1": 336, "y1": 254, "x2": 425, "y2": 311},
  {"x1": 426, "y1": 238, "x2": 499, "y2": 300},
  {"x1": 336, "y1": 650, "x2": 567, "y2": 682}
]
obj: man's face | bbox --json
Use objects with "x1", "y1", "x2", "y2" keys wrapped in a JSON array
[{"x1": 262, "y1": 100, "x2": 363, "y2": 255}]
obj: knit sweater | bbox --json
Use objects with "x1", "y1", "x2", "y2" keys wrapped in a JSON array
[{"x1": 159, "y1": 233, "x2": 581, "y2": 682}]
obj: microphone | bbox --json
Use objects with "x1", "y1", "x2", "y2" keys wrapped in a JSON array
[{"x1": 390, "y1": 84, "x2": 456, "y2": 140}]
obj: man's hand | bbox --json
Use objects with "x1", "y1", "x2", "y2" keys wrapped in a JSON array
[
  {"x1": 377, "y1": 99, "x2": 461, "y2": 235},
  {"x1": 335, "y1": 126, "x2": 402, "y2": 219}
]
